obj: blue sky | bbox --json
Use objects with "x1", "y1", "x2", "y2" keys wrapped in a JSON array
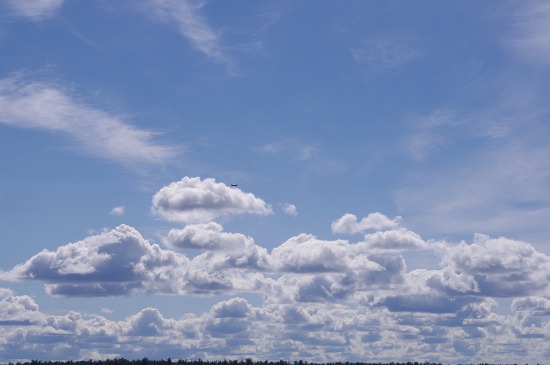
[{"x1": 1, "y1": 0, "x2": 550, "y2": 362}]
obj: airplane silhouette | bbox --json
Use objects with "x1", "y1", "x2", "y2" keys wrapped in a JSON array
[{"x1": 230, "y1": 184, "x2": 238, "y2": 187}]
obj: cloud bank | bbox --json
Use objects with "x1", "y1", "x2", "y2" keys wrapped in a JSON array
[{"x1": 2, "y1": 179, "x2": 550, "y2": 362}]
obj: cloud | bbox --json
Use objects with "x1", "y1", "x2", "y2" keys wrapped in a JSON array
[
  {"x1": 0, "y1": 290, "x2": 541, "y2": 364},
  {"x1": 512, "y1": 297, "x2": 550, "y2": 316},
  {"x1": 109, "y1": 206, "x2": 126, "y2": 216},
  {"x1": 508, "y1": 3, "x2": 550, "y2": 65},
  {"x1": 260, "y1": 140, "x2": 318, "y2": 161},
  {"x1": 100, "y1": 307, "x2": 114, "y2": 315},
  {"x1": 165, "y1": 222, "x2": 254, "y2": 251},
  {"x1": 0, "y1": 290, "x2": 42, "y2": 325},
  {"x1": 151, "y1": 177, "x2": 273, "y2": 223},
  {"x1": 332, "y1": 212, "x2": 401, "y2": 234},
  {"x1": 0, "y1": 224, "x2": 270, "y2": 297},
  {"x1": 2, "y1": 225, "x2": 165, "y2": 296},
  {"x1": 0, "y1": 76, "x2": 177, "y2": 167},
  {"x1": 281, "y1": 203, "x2": 298, "y2": 217},
  {"x1": 360, "y1": 228, "x2": 427, "y2": 252},
  {"x1": 145, "y1": 0, "x2": 231, "y2": 67},
  {"x1": 436, "y1": 233, "x2": 550, "y2": 297},
  {"x1": 4, "y1": 210, "x2": 550, "y2": 361},
  {"x1": 395, "y1": 95, "x2": 550, "y2": 241},
  {"x1": 4, "y1": 0, "x2": 64, "y2": 20}
]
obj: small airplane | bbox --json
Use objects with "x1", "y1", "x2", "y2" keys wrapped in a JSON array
[{"x1": 230, "y1": 184, "x2": 238, "y2": 187}]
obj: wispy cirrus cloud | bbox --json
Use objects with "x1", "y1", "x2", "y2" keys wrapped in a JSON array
[
  {"x1": 0, "y1": 75, "x2": 177, "y2": 168},
  {"x1": 508, "y1": 3, "x2": 550, "y2": 65},
  {"x1": 4, "y1": 0, "x2": 65, "y2": 20},
  {"x1": 145, "y1": 0, "x2": 232, "y2": 69}
]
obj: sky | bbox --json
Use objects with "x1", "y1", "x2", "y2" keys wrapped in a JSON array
[{"x1": 1, "y1": 0, "x2": 550, "y2": 363}]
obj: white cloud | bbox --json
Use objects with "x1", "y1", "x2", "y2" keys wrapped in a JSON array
[
  {"x1": 332, "y1": 212, "x2": 401, "y2": 234},
  {"x1": 360, "y1": 228, "x2": 427, "y2": 252},
  {"x1": 1, "y1": 225, "x2": 189, "y2": 296},
  {"x1": 4, "y1": 0, "x2": 64, "y2": 20},
  {"x1": 281, "y1": 203, "x2": 297, "y2": 217},
  {"x1": 151, "y1": 177, "x2": 273, "y2": 223},
  {"x1": 1, "y1": 290, "x2": 544, "y2": 363},
  {"x1": 436, "y1": 234, "x2": 550, "y2": 297},
  {"x1": 0, "y1": 76, "x2": 177, "y2": 167},
  {"x1": 512, "y1": 297, "x2": 550, "y2": 315},
  {"x1": 4, "y1": 214, "x2": 550, "y2": 361},
  {"x1": 146, "y1": 0, "x2": 231, "y2": 67},
  {"x1": 0, "y1": 291, "x2": 42, "y2": 325},
  {"x1": 109, "y1": 206, "x2": 126, "y2": 216},
  {"x1": 165, "y1": 222, "x2": 254, "y2": 251},
  {"x1": 271, "y1": 234, "x2": 355, "y2": 273}
]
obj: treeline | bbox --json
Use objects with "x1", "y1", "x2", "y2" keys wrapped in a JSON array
[{"x1": 2, "y1": 359, "x2": 540, "y2": 365}]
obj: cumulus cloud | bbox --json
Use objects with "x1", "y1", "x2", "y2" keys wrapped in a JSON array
[
  {"x1": 2, "y1": 291, "x2": 542, "y2": 364},
  {"x1": 332, "y1": 212, "x2": 401, "y2": 234},
  {"x1": 2, "y1": 225, "x2": 168, "y2": 296},
  {"x1": 359, "y1": 228, "x2": 427, "y2": 252},
  {"x1": 281, "y1": 203, "x2": 298, "y2": 217},
  {"x1": 152, "y1": 177, "x2": 273, "y2": 223},
  {"x1": 165, "y1": 222, "x2": 254, "y2": 251},
  {"x1": 436, "y1": 233, "x2": 550, "y2": 297},
  {"x1": 4, "y1": 0, "x2": 64, "y2": 20},
  {"x1": 0, "y1": 290, "x2": 42, "y2": 325},
  {"x1": 109, "y1": 206, "x2": 126, "y2": 216},
  {"x1": 512, "y1": 297, "x2": 550, "y2": 316},
  {"x1": 0, "y1": 75, "x2": 176, "y2": 167},
  {"x1": 4, "y1": 210, "x2": 550, "y2": 362},
  {"x1": 0, "y1": 224, "x2": 272, "y2": 297}
]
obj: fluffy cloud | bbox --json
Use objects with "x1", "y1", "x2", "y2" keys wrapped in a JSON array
[
  {"x1": 110, "y1": 206, "x2": 126, "y2": 216},
  {"x1": 0, "y1": 290, "x2": 42, "y2": 325},
  {"x1": 2, "y1": 225, "x2": 171, "y2": 296},
  {"x1": 359, "y1": 228, "x2": 427, "y2": 252},
  {"x1": 281, "y1": 203, "x2": 298, "y2": 217},
  {"x1": 0, "y1": 224, "x2": 272, "y2": 297},
  {"x1": 436, "y1": 233, "x2": 550, "y2": 297},
  {"x1": 332, "y1": 212, "x2": 401, "y2": 234},
  {"x1": 512, "y1": 297, "x2": 550, "y2": 316},
  {"x1": 152, "y1": 177, "x2": 273, "y2": 223},
  {"x1": 0, "y1": 76, "x2": 176, "y2": 167},
  {"x1": 2, "y1": 290, "x2": 547, "y2": 363},
  {"x1": 4, "y1": 210, "x2": 550, "y2": 362},
  {"x1": 165, "y1": 222, "x2": 254, "y2": 251}
]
